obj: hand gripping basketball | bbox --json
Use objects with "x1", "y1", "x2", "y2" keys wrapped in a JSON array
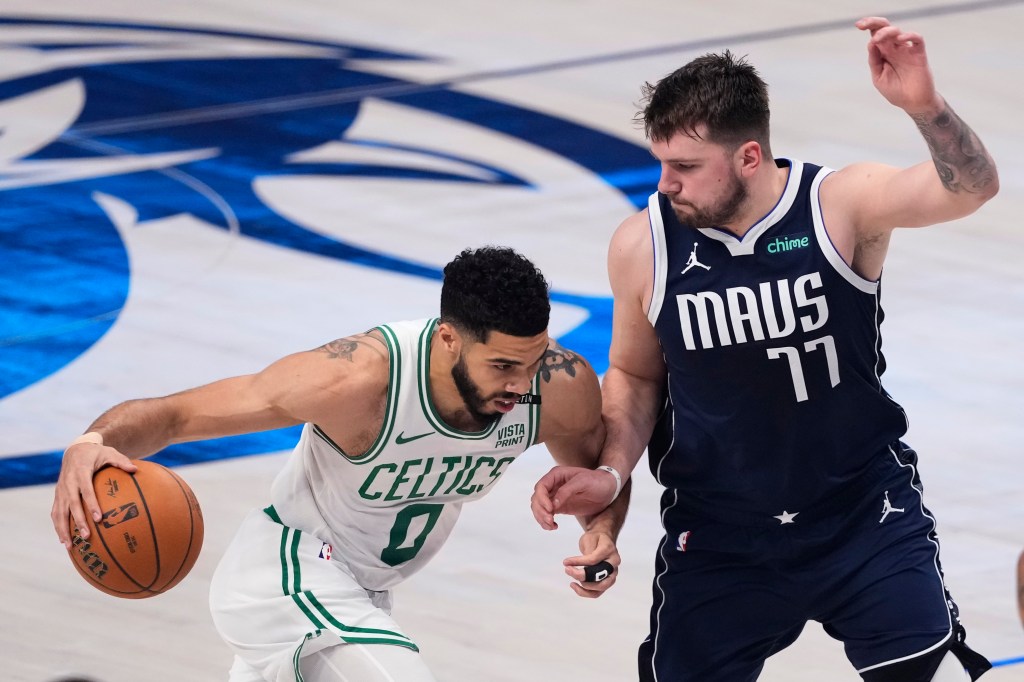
[{"x1": 66, "y1": 460, "x2": 204, "y2": 598}]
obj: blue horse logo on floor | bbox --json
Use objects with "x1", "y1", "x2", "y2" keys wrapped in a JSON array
[{"x1": 0, "y1": 17, "x2": 655, "y2": 485}]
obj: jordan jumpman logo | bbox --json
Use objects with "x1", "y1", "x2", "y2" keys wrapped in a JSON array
[
  {"x1": 681, "y1": 242, "x2": 711, "y2": 275},
  {"x1": 879, "y1": 490, "x2": 905, "y2": 523}
]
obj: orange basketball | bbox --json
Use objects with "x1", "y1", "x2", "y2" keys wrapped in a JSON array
[{"x1": 66, "y1": 460, "x2": 204, "y2": 599}]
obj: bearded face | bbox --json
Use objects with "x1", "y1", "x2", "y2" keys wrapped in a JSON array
[
  {"x1": 450, "y1": 352, "x2": 506, "y2": 427},
  {"x1": 667, "y1": 164, "x2": 749, "y2": 231}
]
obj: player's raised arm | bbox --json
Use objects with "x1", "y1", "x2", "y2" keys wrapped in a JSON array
[{"x1": 822, "y1": 17, "x2": 999, "y2": 281}]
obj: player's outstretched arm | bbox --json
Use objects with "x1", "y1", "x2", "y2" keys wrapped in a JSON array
[{"x1": 51, "y1": 331, "x2": 387, "y2": 548}]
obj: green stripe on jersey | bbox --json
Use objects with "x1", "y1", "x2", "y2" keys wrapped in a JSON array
[{"x1": 309, "y1": 325, "x2": 402, "y2": 465}]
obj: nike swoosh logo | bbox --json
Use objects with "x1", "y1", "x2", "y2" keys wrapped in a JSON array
[{"x1": 395, "y1": 431, "x2": 433, "y2": 445}]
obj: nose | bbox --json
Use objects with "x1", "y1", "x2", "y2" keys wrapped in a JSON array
[
  {"x1": 505, "y1": 371, "x2": 532, "y2": 395},
  {"x1": 657, "y1": 164, "x2": 680, "y2": 194}
]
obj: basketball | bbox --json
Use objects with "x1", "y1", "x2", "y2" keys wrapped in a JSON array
[{"x1": 66, "y1": 460, "x2": 204, "y2": 599}]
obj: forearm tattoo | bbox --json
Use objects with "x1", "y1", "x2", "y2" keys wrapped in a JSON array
[
  {"x1": 911, "y1": 103, "x2": 996, "y2": 194},
  {"x1": 538, "y1": 342, "x2": 587, "y2": 383},
  {"x1": 316, "y1": 332, "x2": 372, "y2": 361}
]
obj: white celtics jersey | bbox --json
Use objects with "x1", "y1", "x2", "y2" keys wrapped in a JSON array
[{"x1": 269, "y1": 318, "x2": 541, "y2": 591}]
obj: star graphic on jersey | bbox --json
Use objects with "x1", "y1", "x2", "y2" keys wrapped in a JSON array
[{"x1": 773, "y1": 510, "x2": 799, "y2": 524}]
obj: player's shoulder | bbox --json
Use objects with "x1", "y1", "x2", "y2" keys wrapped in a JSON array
[
  {"x1": 303, "y1": 329, "x2": 391, "y2": 391},
  {"x1": 820, "y1": 161, "x2": 900, "y2": 202},
  {"x1": 535, "y1": 339, "x2": 601, "y2": 433},
  {"x1": 537, "y1": 340, "x2": 599, "y2": 400},
  {"x1": 612, "y1": 207, "x2": 651, "y2": 245},
  {"x1": 312, "y1": 329, "x2": 390, "y2": 363},
  {"x1": 610, "y1": 208, "x2": 653, "y2": 262}
]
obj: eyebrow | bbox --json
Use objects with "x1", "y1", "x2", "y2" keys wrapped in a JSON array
[
  {"x1": 489, "y1": 348, "x2": 548, "y2": 366},
  {"x1": 649, "y1": 149, "x2": 701, "y2": 163}
]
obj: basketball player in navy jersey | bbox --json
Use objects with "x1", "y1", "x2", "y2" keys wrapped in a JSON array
[{"x1": 532, "y1": 16, "x2": 998, "y2": 682}]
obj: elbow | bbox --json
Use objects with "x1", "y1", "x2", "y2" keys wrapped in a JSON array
[
  {"x1": 980, "y1": 173, "x2": 1000, "y2": 202},
  {"x1": 971, "y1": 163, "x2": 1000, "y2": 204},
  {"x1": 953, "y1": 174, "x2": 998, "y2": 218}
]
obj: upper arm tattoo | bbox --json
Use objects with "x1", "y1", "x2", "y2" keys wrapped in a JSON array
[
  {"x1": 315, "y1": 331, "x2": 375, "y2": 362},
  {"x1": 538, "y1": 342, "x2": 588, "y2": 383},
  {"x1": 911, "y1": 103, "x2": 996, "y2": 194}
]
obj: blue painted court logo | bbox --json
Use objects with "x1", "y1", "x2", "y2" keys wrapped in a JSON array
[{"x1": 0, "y1": 17, "x2": 656, "y2": 486}]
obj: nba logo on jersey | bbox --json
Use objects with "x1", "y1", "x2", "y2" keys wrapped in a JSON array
[
  {"x1": 677, "y1": 531, "x2": 691, "y2": 552},
  {"x1": 319, "y1": 543, "x2": 332, "y2": 561}
]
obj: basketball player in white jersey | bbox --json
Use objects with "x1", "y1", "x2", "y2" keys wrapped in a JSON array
[{"x1": 51, "y1": 246, "x2": 614, "y2": 682}]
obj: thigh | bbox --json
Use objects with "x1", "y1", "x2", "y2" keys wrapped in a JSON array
[
  {"x1": 227, "y1": 655, "x2": 266, "y2": 682},
  {"x1": 819, "y1": 469, "x2": 960, "y2": 674},
  {"x1": 300, "y1": 643, "x2": 437, "y2": 682},
  {"x1": 639, "y1": 521, "x2": 806, "y2": 682},
  {"x1": 210, "y1": 509, "x2": 419, "y2": 681}
]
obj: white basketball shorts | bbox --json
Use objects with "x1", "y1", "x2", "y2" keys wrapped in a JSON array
[{"x1": 210, "y1": 507, "x2": 419, "y2": 682}]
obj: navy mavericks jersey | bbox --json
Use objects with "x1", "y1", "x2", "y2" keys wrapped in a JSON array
[{"x1": 647, "y1": 159, "x2": 909, "y2": 516}]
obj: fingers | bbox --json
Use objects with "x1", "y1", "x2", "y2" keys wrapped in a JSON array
[
  {"x1": 530, "y1": 465, "x2": 597, "y2": 528},
  {"x1": 568, "y1": 574, "x2": 617, "y2": 599},
  {"x1": 530, "y1": 488, "x2": 558, "y2": 530},
  {"x1": 50, "y1": 496, "x2": 75, "y2": 550},
  {"x1": 51, "y1": 444, "x2": 138, "y2": 547},
  {"x1": 550, "y1": 475, "x2": 589, "y2": 510},
  {"x1": 858, "y1": 17, "x2": 925, "y2": 50},
  {"x1": 871, "y1": 26, "x2": 925, "y2": 50},
  {"x1": 856, "y1": 16, "x2": 890, "y2": 33},
  {"x1": 564, "y1": 561, "x2": 618, "y2": 599},
  {"x1": 563, "y1": 532, "x2": 621, "y2": 598},
  {"x1": 531, "y1": 466, "x2": 618, "y2": 528},
  {"x1": 531, "y1": 466, "x2": 567, "y2": 530}
]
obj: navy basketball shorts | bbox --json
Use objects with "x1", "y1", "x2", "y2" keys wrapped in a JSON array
[{"x1": 639, "y1": 448, "x2": 977, "y2": 682}]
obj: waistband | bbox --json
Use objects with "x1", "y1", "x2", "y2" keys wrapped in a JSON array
[{"x1": 666, "y1": 444, "x2": 909, "y2": 528}]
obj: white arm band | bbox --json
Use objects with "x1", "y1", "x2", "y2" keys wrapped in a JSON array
[{"x1": 596, "y1": 465, "x2": 623, "y2": 502}]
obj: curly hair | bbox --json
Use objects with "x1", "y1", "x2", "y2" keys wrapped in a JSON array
[
  {"x1": 440, "y1": 246, "x2": 550, "y2": 342},
  {"x1": 638, "y1": 50, "x2": 771, "y2": 155}
]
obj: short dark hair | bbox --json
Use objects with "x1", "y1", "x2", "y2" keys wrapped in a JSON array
[
  {"x1": 440, "y1": 246, "x2": 550, "y2": 342},
  {"x1": 638, "y1": 50, "x2": 771, "y2": 154}
]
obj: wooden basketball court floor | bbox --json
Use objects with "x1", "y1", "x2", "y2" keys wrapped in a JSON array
[{"x1": 1, "y1": 1, "x2": 1022, "y2": 680}]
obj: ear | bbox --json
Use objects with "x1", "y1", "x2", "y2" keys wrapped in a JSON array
[
  {"x1": 735, "y1": 140, "x2": 762, "y2": 178},
  {"x1": 436, "y1": 322, "x2": 463, "y2": 355}
]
